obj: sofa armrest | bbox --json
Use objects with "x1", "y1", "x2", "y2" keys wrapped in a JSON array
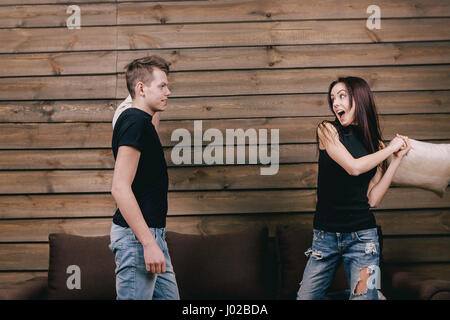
[
  {"x1": 0, "y1": 277, "x2": 48, "y2": 300},
  {"x1": 390, "y1": 271, "x2": 450, "y2": 300}
]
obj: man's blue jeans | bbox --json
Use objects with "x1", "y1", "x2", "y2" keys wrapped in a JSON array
[
  {"x1": 109, "y1": 222, "x2": 180, "y2": 300},
  {"x1": 297, "y1": 228, "x2": 382, "y2": 300}
]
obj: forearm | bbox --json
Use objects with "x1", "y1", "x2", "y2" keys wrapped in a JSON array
[
  {"x1": 353, "y1": 145, "x2": 394, "y2": 175},
  {"x1": 112, "y1": 186, "x2": 156, "y2": 248},
  {"x1": 368, "y1": 158, "x2": 401, "y2": 207}
]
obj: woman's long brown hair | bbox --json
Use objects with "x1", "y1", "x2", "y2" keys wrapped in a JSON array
[{"x1": 317, "y1": 76, "x2": 387, "y2": 172}]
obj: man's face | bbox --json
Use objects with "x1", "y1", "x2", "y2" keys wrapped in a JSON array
[{"x1": 140, "y1": 68, "x2": 171, "y2": 113}]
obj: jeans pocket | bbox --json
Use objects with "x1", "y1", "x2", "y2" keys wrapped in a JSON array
[{"x1": 355, "y1": 228, "x2": 378, "y2": 242}]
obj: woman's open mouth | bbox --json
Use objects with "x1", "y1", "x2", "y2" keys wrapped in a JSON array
[{"x1": 337, "y1": 110, "x2": 345, "y2": 120}]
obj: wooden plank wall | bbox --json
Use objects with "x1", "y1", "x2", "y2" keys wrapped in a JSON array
[{"x1": 0, "y1": 0, "x2": 449, "y2": 286}]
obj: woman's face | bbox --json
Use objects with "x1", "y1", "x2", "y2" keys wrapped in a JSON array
[{"x1": 330, "y1": 82, "x2": 357, "y2": 126}]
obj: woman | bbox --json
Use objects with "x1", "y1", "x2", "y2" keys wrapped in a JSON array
[{"x1": 297, "y1": 76, "x2": 411, "y2": 300}]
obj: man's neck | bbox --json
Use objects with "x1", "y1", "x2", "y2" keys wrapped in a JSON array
[{"x1": 131, "y1": 101, "x2": 154, "y2": 116}]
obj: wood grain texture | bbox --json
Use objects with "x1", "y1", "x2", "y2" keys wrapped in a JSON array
[
  {"x1": 0, "y1": 75, "x2": 116, "y2": 100},
  {"x1": 1, "y1": 66, "x2": 448, "y2": 100},
  {"x1": 117, "y1": 42, "x2": 450, "y2": 72},
  {"x1": 1, "y1": 91, "x2": 449, "y2": 123},
  {"x1": 1, "y1": 0, "x2": 449, "y2": 281},
  {"x1": 6, "y1": 0, "x2": 450, "y2": 29},
  {"x1": 117, "y1": 66, "x2": 450, "y2": 98},
  {"x1": 117, "y1": 0, "x2": 450, "y2": 24},
  {"x1": 0, "y1": 4, "x2": 116, "y2": 28},
  {"x1": 0, "y1": 114, "x2": 447, "y2": 149},
  {"x1": 2, "y1": 42, "x2": 449, "y2": 77},
  {"x1": 0, "y1": 209, "x2": 448, "y2": 242},
  {"x1": 1, "y1": 19, "x2": 449, "y2": 53},
  {"x1": 117, "y1": 19, "x2": 450, "y2": 50},
  {"x1": 0, "y1": 188, "x2": 448, "y2": 219}
]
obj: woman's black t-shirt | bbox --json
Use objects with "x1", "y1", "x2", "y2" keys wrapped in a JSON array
[
  {"x1": 111, "y1": 108, "x2": 169, "y2": 228},
  {"x1": 313, "y1": 120, "x2": 377, "y2": 233}
]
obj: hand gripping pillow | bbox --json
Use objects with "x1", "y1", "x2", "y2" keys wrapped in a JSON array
[{"x1": 387, "y1": 139, "x2": 450, "y2": 197}]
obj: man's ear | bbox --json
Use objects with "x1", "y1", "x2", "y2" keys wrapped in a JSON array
[{"x1": 135, "y1": 81, "x2": 144, "y2": 97}]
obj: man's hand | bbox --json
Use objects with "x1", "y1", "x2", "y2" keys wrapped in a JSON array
[{"x1": 143, "y1": 242, "x2": 166, "y2": 274}]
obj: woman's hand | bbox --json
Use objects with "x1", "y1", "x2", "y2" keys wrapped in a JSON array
[
  {"x1": 388, "y1": 135, "x2": 407, "y2": 153},
  {"x1": 392, "y1": 134, "x2": 411, "y2": 160}
]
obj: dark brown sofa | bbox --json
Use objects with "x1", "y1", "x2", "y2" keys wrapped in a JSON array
[{"x1": 1, "y1": 226, "x2": 449, "y2": 300}]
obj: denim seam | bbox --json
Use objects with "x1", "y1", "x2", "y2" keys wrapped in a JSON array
[{"x1": 132, "y1": 242, "x2": 137, "y2": 300}]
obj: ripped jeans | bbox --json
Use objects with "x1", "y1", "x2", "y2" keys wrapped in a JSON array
[{"x1": 297, "y1": 228, "x2": 382, "y2": 300}]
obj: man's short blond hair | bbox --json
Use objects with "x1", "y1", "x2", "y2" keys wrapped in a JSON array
[{"x1": 125, "y1": 56, "x2": 170, "y2": 99}]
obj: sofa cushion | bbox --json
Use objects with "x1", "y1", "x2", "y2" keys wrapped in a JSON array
[
  {"x1": 275, "y1": 225, "x2": 348, "y2": 299},
  {"x1": 47, "y1": 233, "x2": 116, "y2": 300},
  {"x1": 166, "y1": 228, "x2": 272, "y2": 299}
]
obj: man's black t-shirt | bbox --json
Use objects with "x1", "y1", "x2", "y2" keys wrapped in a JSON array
[{"x1": 111, "y1": 108, "x2": 168, "y2": 228}]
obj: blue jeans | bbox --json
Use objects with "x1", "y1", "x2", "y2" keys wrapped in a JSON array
[
  {"x1": 297, "y1": 228, "x2": 382, "y2": 300},
  {"x1": 109, "y1": 223, "x2": 180, "y2": 300}
]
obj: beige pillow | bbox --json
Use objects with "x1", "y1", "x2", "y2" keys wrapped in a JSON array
[
  {"x1": 387, "y1": 139, "x2": 450, "y2": 197},
  {"x1": 112, "y1": 95, "x2": 132, "y2": 129}
]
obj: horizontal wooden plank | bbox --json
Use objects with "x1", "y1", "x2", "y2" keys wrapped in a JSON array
[
  {"x1": 0, "y1": 4, "x2": 116, "y2": 28},
  {"x1": 0, "y1": 26, "x2": 117, "y2": 53},
  {"x1": 1, "y1": 140, "x2": 449, "y2": 170},
  {"x1": 2, "y1": 1, "x2": 448, "y2": 28},
  {"x1": 0, "y1": 244, "x2": 49, "y2": 270},
  {"x1": 0, "y1": 75, "x2": 116, "y2": 100},
  {"x1": 1, "y1": 66, "x2": 448, "y2": 100},
  {"x1": 118, "y1": 66, "x2": 450, "y2": 98},
  {"x1": 1, "y1": 19, "x2": 449, "y2": 54},
  {"x1": 1, "y1": 91, "x2": 449, "y2": 123},
  {"x1": 0, "y1": 209, "x2": 448, "y2": 242},
  {"x1": 0, "y1": 218, "x2": 113, "y2": 242},
  {"x1": 0, "y1": 144, "x2": 319, "y2": 170},
  {"x1": 117, "y1": 42, "x2": 450, "y2": 72},
  {"x1": 0, "y1": 149, "x2": 116, "y2": 170},
  {"x1": 0, "y1": 51, "x2": 117, "y2": 77},
  {"x1": 2, "y1": 163, "x2": 448, "y2": 194},
  {"x1": 2, "y1": 42, "x2": 449, "y2": 77},
  {"x1": 0, "y1": 236, "x2": 447, "y2": 270},
  {"x1": 0, "y1": 164, "x2": 317, "y2": 193},
  {"x1": 0, "y1": 122, "x2": 113, "y2": 149},
  {"x1": 0, "y1": 193, "x2": 116, "y2": 219},
  {"x1": 0, "y1": 114, "x2": 448, "y2": 149},
  {"x1": 0, "y1": 188, "x2": 448, "y2": 219},
  {"x1": 1, "y1": 0, "x2": 113, "y2": 4},
  {"x1": 116, "y1": 19, "x2": 450, "y2": 50},
  {"x1": 117, "y1": 0, "x2": 450, "y2": 24}
]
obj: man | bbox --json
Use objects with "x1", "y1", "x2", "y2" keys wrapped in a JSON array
[{"x1": 109, "y1": 56, "x2": 179, "y2": 300}]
